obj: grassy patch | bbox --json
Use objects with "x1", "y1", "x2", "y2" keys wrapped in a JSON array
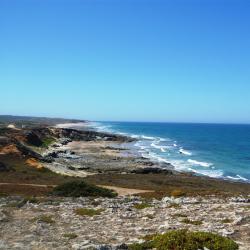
[
  {"x1": 134, "y1": 202, "x2": 152, "y2": 210},
  {"x1": 181, "y1": 218, "x2": 203, "y2": 225},
  {"x1": 63, "y1": 233, "x2": 78, "y2": 240},
  {"x1": 74, "y1": 208, "x2": 104, "y2": 217},
  {"x1": 52, "y1": 181, "x2": 117, "y2": 198},
  {"x1": 42, "y1": 137, "x2": 56, "y2": 148},
  {"x1": 221, "y1": 218, "x2": 233, "y2": 224},
  {"x1": 36, "y1": 215, "x2": 55, "y2": 224},
  {"x1": 168, "y1": 203, "x2": 181, "y2": 209},
  {"x1": 128, "y1": 230, "x2": 238, "y2": 250},
  {"x1": 173, "y1": 213, "x2": 187, "y2": 218}
]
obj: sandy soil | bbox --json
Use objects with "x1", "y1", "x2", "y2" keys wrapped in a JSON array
[{"x1": 98, "y1": 185, "x2": 153, "y2": 196}]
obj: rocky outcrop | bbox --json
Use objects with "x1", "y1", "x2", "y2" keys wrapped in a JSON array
[
  {"x1": 0, "y1": 195, "x2": 249, "y2": 249},
  {"x1": 24, "y1": 131, "x2": 43, "y2": 146}
]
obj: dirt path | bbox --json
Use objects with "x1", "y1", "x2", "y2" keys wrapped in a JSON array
[
  {"x1": 0, "y1": 183, "x2": 56, "y2": 188},
  {"x1": 98, "y1": 185, "x2": 153, "y2": 196},
  {"x1": 0, "y1": 183, "x2": 153, "y2": 196}
]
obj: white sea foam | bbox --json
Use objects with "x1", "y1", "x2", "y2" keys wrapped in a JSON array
[
  {"x1": 188, "y1": 168, "x2": 223, "y2": 178},
  {"x1": 179, "y1": 148, "x2": 192, "y2": 156},
  {"x1": 187, "y1": 159, "x2": 213, "y2": 168},
  {"x1": 141, "y1": 135, "x2": 156, "y2": 140},
  {"x1": 226, "y1": 175, "x2": 248, "y2": 181},
  {"x1": 173, "y1": 143, "x2": 177, "y2": 147},
  {"x1": 150, "y1": 143, "x2": 168, "y2": 152}
]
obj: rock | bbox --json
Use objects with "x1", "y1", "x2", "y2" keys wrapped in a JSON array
[
  {"x1": 115, "y1": 243, "x2": 128, "y2": 250},
  {"x1": 24, "y1": 131, "x2": 43, "y2": 146},
  {"x1": 0, "y1": 210, "x2": 9, "y2": 222}
]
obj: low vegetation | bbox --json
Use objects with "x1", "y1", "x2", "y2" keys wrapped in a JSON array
[
  {"x1": 134, "y1": 202, "x2": 152, "y2": 210},
  {"x1": 170, "y1": 189, "x2": 186, "y2": 197},
  {"x1": 128, "y1": 229, "x2": 238, "y2": 250},
  {"x1": 74, "y1": 208, "x2": 104, "y2": 217},
  {"x1": 36, "y1": 215, "x2": 55, "y2": 224},
  {"x1": 221, "y1": 218, "x2": 233, "y2": 224},
  {"x1": 5, "y1": 196, "x2": 39, "y2": 208},
  {"x1": 181, "y1": 218, "x2": 203, "y2": 225},
  {"x1": 52, "y1": 180, "x2": 117, "y2": 198},
  {"x1": 42, "y1": 137, "x2": 56, "y2": 148},
  {"x1": 173, "y1": 213, "x2": 187, "y2": 218},
  {"x1": 63, "y1": 233, "x2": 78, "y2": 240}
]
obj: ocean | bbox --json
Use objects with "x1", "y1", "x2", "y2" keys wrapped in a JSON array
[{"x1": 91, "y1": 121, "x2": 250, "y2": 183}]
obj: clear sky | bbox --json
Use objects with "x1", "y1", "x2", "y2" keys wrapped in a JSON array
[{"x1": 0, "y1": 0, "x2": 250, "y2": 123}]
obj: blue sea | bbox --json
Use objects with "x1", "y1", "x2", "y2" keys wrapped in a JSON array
[{"x1": 90, "y1": 121, "x2": 250, "y2": 183}]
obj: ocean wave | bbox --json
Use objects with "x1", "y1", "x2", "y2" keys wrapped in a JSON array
[
  {"x1": 179, "y1": 148, "x2": 192, "y2": 156},
  {"x1": 226, "y1": 175, "x2": 248, "y2": 181},
  {"x1": 141, "y1": 135, "x2": 157, "y2": 140},
  {"x1": 150, "y1": 143, "x2": 168, "y2": 152},
  {"x1": 188, "y1": 168, "x2": 224, "y2": 178},
  {"x1": 142, "y1": 151, "x2": 169, "y2": 164},
  {"x1": 187, "y1": 159, "x2": 213, "y2": 168}
]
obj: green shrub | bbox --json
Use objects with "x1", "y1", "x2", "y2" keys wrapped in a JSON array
[
  {"x1": 52, "y1": 181, "x2": 117, "y2": 198},
  {"x1": 181, "y1": 218, "x2": 203, "y2": 225},
  {"x1": 63, "y1": 233, "x2": 78, "y2": 239},
  {"x1": 128, "y1": 230, "x2": 238, "y2": 250},
  {"x1": 134, "y1": 203, "x2": 152, "y2": 210},
  {"x1": 221, "y1": 218, "x2": 233, "y2": 224},
  {"x1": 74, "y1": 208, "x2": 104, "y2": 217},
  {"x1": 42, "y1": 137, "x2": 56, "y2": 148},
  {"x1": 36, "y1": 215, "x2": 55, "y2": 224},
  {"x1": 173, "y1": 213, "x2": 187, "y2": 218}
]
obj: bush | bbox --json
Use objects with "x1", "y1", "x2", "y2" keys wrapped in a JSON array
[
  {"x1": 42, "y1": 137, "x2": 56, "y2": 148},
  {"x1": 52, "y1": 181, "x2": 117, "y2": 198},
  {"x1": 221, "y1": 218, "x2": 233, "y2": 224},
  {"x1": 170, "y1": 189, "x2": 186, "y2": 197},
  {"x1": 63, "y1": 233, "x2": 78, "y2": 239},
  {"x1": 134, "y1": 202, "x2": 152, "y2": 210},
  {"x1": 36, "y1": 215, "x2": 55, "y2": 224},
  {"x1": 75, "y1": 208, "x2": 104, "y2": 217},
  {"x1": 128, "y1": 230, "x2": 238, "y2": 250},
  {"x1": 181, "y1": 218, "x2": 203, "y2": 225}
]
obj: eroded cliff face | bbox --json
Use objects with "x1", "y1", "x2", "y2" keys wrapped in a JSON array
[{"x1": 0, "y1": 125, "x2": 133, "y2": 158}]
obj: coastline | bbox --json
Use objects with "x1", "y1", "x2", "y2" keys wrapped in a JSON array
[
  {"x1": 54, "y1": 121, "x2": 249, "y2": 185},
  {"x1": 0, "y1": 118, "x2": 250, "y2": 249},
  {"x1": 33, "y1": 121, "x2": 249, "y2": 199}
]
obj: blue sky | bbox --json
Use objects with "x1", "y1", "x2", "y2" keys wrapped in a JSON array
[{"x1": 0, "y1": 0, "x2": 250, "y2": 123}]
